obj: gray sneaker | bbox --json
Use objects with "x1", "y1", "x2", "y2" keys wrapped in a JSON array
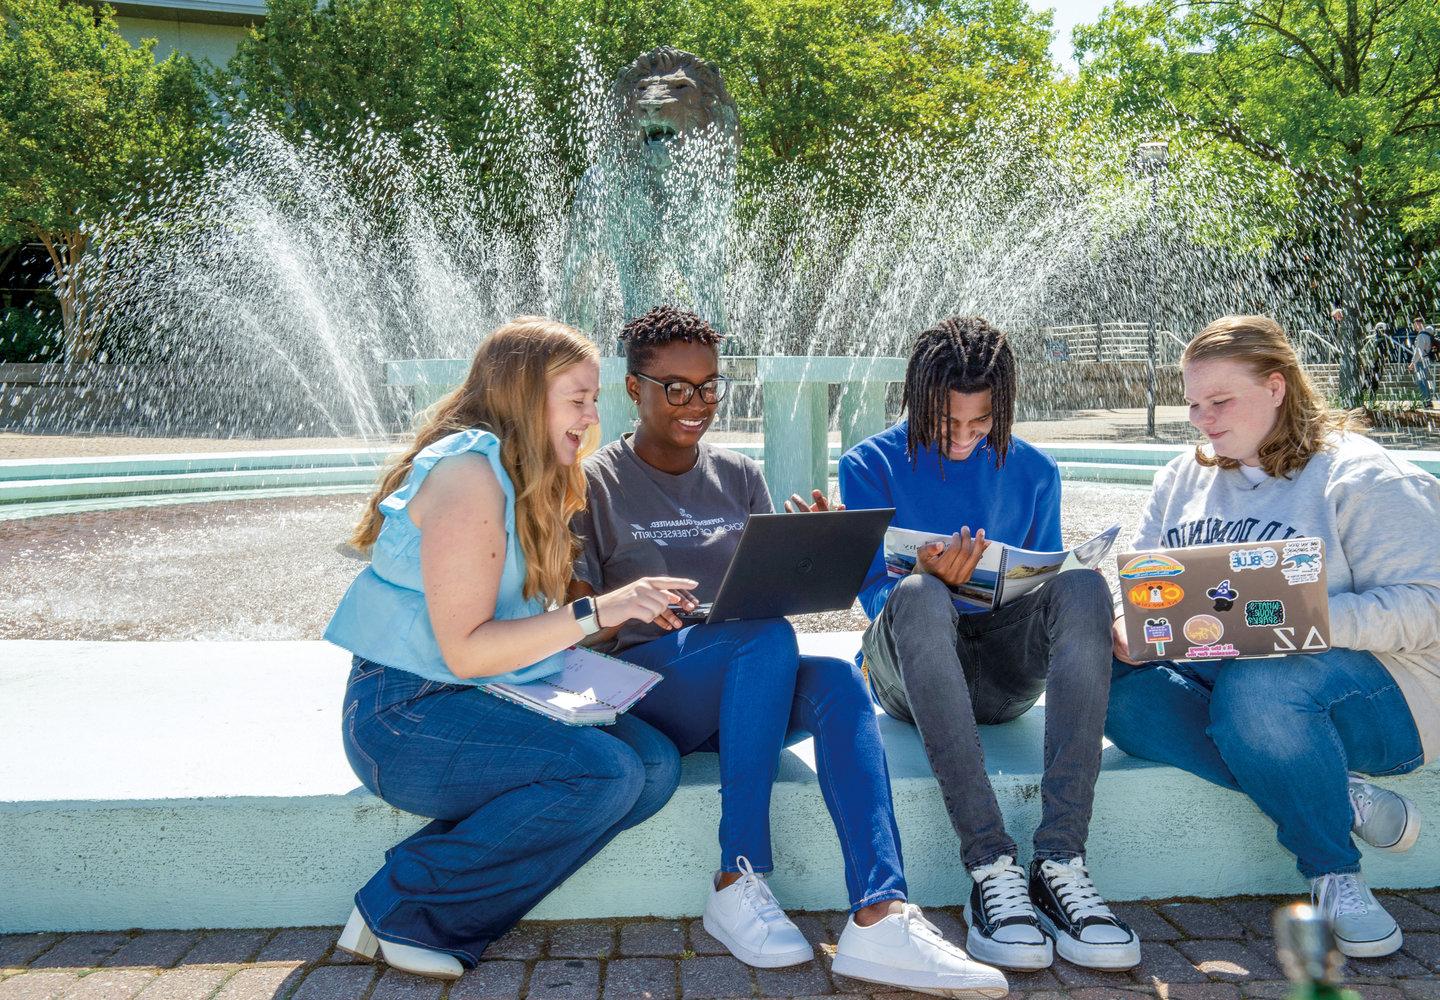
[
  {"x1": 1311, "y1": 872, "x2": 1402, "y2": 958},
  {"x1": 1348, "y1": 776, "x2": 1420, "y2": 852}
]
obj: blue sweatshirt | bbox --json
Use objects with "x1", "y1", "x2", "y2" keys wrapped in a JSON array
[{"x1": 839, "y1": 420, "x2": 1062, "y2": 619}]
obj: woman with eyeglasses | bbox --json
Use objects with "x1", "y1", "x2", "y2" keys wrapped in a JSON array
[{"x1": 566, "y1": 306, "x2": 1004, "y2": 997}]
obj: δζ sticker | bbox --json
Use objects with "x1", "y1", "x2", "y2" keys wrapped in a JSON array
[
  {"x1": 1143, "y1": 616, "x2": 1173, "y2": 656},
  {"x1": 1206, "y1": 579, "x2": 1238, "y2": 612},
  {"x1": 1182, "y1": 614, "x2": 1224, "y2": 645},
  {"x1": 1128, "y1": 580, "x2": 1184, "y2": 610},
  {"x1": 1229, "y1": 547, "x2": 1278, "y2": 572},
  {"x1": 1272, "y1": 625, "x2": 1330, "y2": 652},
  {"x1": 1244, "y1": 599, "x2": 1285, "y2": 627},
  {"x1": 1119, "y1": 554, "x2": 1186, "y2": 580}
]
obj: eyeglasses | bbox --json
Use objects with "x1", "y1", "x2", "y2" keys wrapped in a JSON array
[{"x1": 631, "y1": 371, "x2": 730, "y2": 406}]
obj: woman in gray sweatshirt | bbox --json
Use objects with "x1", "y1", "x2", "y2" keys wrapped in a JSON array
[{"x1": 1105, "y1": 315, "x2": 1440, "y2": 960}]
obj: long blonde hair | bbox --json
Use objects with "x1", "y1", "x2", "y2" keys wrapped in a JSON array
[
  {"x1": 1184, "y1": 315, "x2": 1362, "y2": 479},
  {"x1": 351, "y1": 317, "x2": 600, "y2": 604}
]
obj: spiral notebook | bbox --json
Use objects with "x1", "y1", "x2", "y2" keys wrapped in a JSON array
[{"x1": 482, "y1": 647, "x2": 662, "y2": 726}]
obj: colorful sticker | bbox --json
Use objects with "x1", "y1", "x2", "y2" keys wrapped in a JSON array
[
  {"x1": 1281, "y1": 550, "x2": 1323, "y2": 585},
  {"x1": 1244, "y1": 599, "x2": 1285, "y2": 627},
  {"x1": 1206, "y1": 579, "x2": 1238, "y2": 612},
  {"x1": 1229, "y1": 547, "x2": 1279, "y2": 572},
  {"x1": 1128, "y1": 580, "x2": 1185, "y2": 610},
  {"x1": 1143, "y1": 616, "x2": 1173, "y2": 656},
  {"x1": 1183, "y1": 614, "x2": 1224, "y2": 645},
  {"x1": 1119, "y1": 554, "x2": 1186, "y2": 580},
  {"x1": 1186, "y1": 642, "x2": 1240, "y2": 659}
]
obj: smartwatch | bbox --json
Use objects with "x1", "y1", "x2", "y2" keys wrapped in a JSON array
[{"x1": 571, "y1": 596, "x2": 602, "y2": 636}]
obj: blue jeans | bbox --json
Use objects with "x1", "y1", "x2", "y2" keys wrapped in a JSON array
[
  {"x1": 619, "y1": 618, "x2": 908, "y2": 911},
  {"x1": 341, "y1": 658, "x2": 681, "y2": 965},
  {"x1": 1416, "y1": 360, "x2": 1434, "y2": 405},
  {"x1": 863, "y1": 570, "x2": 1117, "y2": 869},
  {"x1": 1106, "y1": 649, "x2": 1424, "y2": 878}
]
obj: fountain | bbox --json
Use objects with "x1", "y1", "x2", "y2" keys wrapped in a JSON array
[{"x1": 1, "y1": 50, "x2": 1430, "y2": 637}]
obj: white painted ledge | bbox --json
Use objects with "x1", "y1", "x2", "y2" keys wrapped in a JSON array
[{"x1": 3, "y1": 636, "x2": 1436, "y2": 932}]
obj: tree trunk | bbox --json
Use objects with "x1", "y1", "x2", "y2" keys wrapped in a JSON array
[{"x1": 32, "y1": 227, "x2": 95, "y2": 362}]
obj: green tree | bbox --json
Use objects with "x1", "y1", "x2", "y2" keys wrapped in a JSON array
[
  {"x1": 681, "y1": 0, "x2": 1058, "y2": 185},
  {"x1": 1074, "y1": 0, "x2": 1440, "y2": 295},
  {"x1": 0, "y1": 0, "x2": 216, "y2": 360},
  {"x1": 223, "y1": 0, "x2": 1059, "y2": 194}
]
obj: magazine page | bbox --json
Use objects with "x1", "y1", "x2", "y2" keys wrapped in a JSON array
[{"x1": 883, "y1": 524, "x2": 1120, "y2": 610}]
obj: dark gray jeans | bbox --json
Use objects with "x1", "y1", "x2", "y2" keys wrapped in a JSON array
[{"x1": 862, "y1": 569, "x2": 1114, "y2": 870}]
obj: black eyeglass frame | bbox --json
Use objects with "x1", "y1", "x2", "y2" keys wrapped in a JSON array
[{"x1": 629, "y1": 371, "x2": 731, "y2": 406}]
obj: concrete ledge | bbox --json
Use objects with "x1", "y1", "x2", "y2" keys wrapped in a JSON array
[{"x1": 4, "y1": 635, "x2": 1438, "y2": 932}]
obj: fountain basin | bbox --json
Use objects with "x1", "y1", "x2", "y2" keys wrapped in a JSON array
[{"x1": 5, "y1": 441, "x2": 1438, "y2": 520}]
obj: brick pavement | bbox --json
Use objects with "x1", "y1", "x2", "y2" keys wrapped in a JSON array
[{"x1": 4, "y1": 892, "x2": 1437, "y2": 999}]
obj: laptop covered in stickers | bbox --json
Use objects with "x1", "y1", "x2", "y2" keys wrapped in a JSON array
[{"x1": 1115, "y1": 538, "x2": 1331, "y2": 661}]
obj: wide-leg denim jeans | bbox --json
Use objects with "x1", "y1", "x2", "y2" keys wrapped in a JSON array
[
  {"x1": 1106, "y1": 649, "x2": 1424, "y2": 878},
  {"x1": 341, "y1": 658, "x2": 681, "y2": 965},
  {"x1": 619, "y1": 618, "x2": 908, "y2": 912}
]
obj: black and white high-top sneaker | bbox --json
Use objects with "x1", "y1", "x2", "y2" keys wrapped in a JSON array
[
  {"x1": 1029, "y1": 857, "x2": 1140, "y2": 970},
  {"x1": 963, "y1": 854, "x2": 1053, "y2": 970}
]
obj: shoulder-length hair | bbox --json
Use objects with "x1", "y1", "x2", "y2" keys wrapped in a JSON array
[
  {"x1": 350, "y1": 317, "x2": 599, "y2": 605},
  {"x1": 1183, "y1": 315, "x2": 1362, "y2": 479}
]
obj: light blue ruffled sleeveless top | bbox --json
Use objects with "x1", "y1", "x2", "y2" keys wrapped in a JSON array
[{"x1": 325, "y1": 428, "x2": 567, "y2": 685}]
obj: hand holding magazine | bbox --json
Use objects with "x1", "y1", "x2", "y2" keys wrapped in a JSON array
[
  {"x1": 884, "y1": 524, "x2": 1120, "y2": 610},
  {"x1": 483, "y1": 646, "x2": 661, "y2": 726}
]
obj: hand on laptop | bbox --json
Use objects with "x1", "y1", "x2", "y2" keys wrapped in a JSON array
[
  {"x1": 1112, "y1": 616, "x2": 1144, "y2": 665},
  {"x1": 915, "y1": 527, "x2": 988, "y2": 588},
  {"x1": 657, "y1": 590, "x2": 701, "y2": 631},
  {"x1": 784, "y1": 489, "x2": 846, "y2": 513}
]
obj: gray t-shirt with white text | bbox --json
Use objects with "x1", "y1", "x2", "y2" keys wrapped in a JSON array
[{"x1": 572, "y1": 435, "x2": 771, "y2": 654}]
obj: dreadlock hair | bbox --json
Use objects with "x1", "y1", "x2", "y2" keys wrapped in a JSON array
[
  {"x1": 620, "y1": 305, "x2": 725, "y2": 372},
  {"x1": 902, "y1": 316, "x2": 1017, "y2": 469}
]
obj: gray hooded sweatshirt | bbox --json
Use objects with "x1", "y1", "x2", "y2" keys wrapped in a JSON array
[{"x1": 1133, "y1": 431, "x2": 1440, "y2": 762}]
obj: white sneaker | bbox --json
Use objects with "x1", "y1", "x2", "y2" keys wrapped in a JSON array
[
  {"x1": 336, "y1": 906, "x2": 463, "y2": 981},
  {"x1": 1348, "y1": 775, "x2": 1421, "y2": 852},
  {"x1": 1030, "y1": 857, "x2": 1141, "y2": 970},
  {"x1": 701, "y1": 856, "x2": 813, "y2": 968},
  {"x1": 963, "y1": 856, "x2": 1052, "y2": 970},
  {"x1": 833, "y1": 903, "x2": 1009, "y2": 998},
  {"x1": 1312, "y1": 872, "x2": 1403, "y2": 958}
]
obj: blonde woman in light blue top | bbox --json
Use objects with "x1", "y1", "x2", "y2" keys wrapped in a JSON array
[{"x1": 326, "y1": 317, "x2": 696, "y2": 980}]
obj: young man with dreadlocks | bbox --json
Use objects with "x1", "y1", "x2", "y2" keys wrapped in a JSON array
[{"x1": 840, "y1": 316, "x2": 1141, "y2": 973}]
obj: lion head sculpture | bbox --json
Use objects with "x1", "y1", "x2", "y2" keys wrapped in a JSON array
[{"x1": 612, "y1": 46, "x2": 739, "y2": 152}]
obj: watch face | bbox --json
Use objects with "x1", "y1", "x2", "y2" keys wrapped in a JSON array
[{"x1": 574, "y1": 597, "x2": 594, "y2": 619}]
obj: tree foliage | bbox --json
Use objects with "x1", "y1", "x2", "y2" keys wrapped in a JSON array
[
  {"x1": 0, "y1": 0, "x2": 216, "y2": 359},
  {"x1": 221, "y1": 0, "x2": 1059, "y2": 190},
  {"x1": 1075, "y1": 0, "x2": 1440, "y2": 296}
]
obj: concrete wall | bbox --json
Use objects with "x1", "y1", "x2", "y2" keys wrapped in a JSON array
[{"x1": 115, "y1": 14, "x2": 250, "y2": 66}]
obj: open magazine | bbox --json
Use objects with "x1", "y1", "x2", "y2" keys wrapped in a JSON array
[
  {"x1": 885, "y1": 524, "x2": 1121, "y2": 611},
  {"x1": 483, "y1": 647, "x2": 661, "y2": 726}
]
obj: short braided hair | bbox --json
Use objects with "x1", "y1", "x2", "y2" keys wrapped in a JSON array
[
  {"x1": 902, "y1": 316, "x2": 1017, "y2": 469},
  {"x1": 620, "y1": 305, "x2": 724, "y2": 372}
]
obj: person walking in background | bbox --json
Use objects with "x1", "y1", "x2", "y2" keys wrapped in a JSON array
[{"x1": 1409, "y1": 316, "x2": 1435, "y2": 408}]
